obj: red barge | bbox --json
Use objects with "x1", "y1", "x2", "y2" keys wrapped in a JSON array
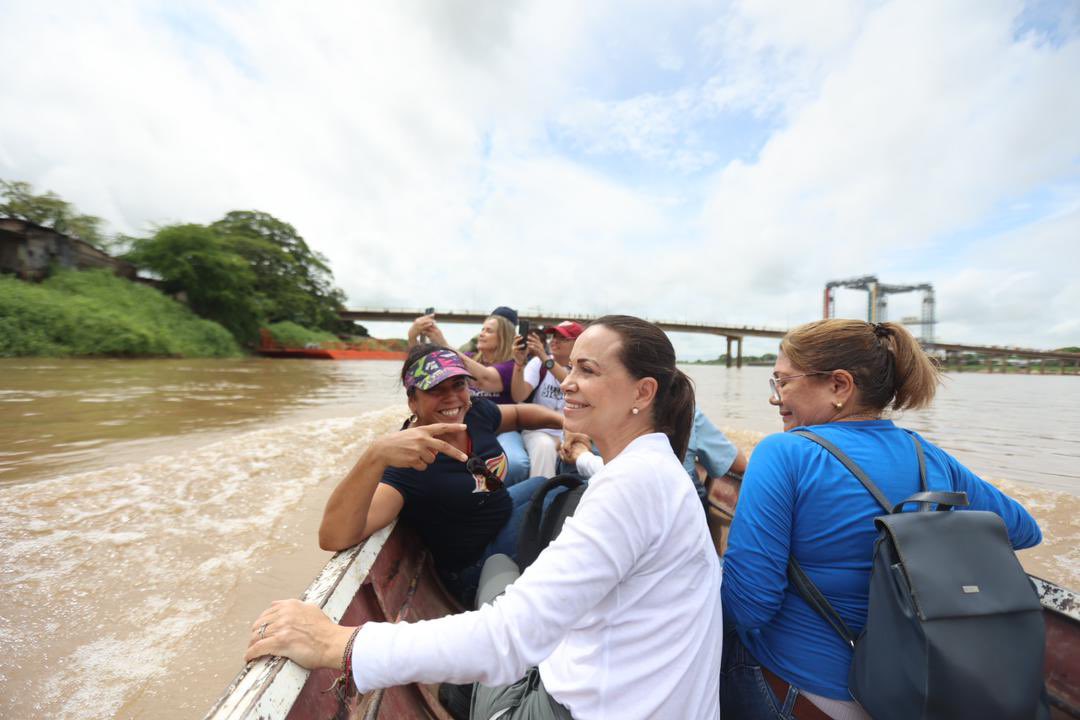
[{"x1": 256, "y1": 329, "x2": 407, "y2": 361}]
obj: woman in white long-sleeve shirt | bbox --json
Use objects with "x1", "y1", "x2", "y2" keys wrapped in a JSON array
[{"x1": 244, "y1": 315, "x2": 723, "y2": 720}]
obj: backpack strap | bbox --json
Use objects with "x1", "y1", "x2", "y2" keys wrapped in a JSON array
[
  {"x1": 892, "y1": 491, "x2": 968, "y2": 515},
  {"x1": 792, "y1": 430, "x2": 893, "y2": 513},
  {"x1": 894, "y1": 434, "x2": 971, "y2": 513},
  {"x1": 911, "y1": 433, "x2": 929, "y2": 510},
  {"x1": 518, "y1": 474, "x2": 586, "y2": 569},
  {"x1": 787, "y1": 558, "x2": 857, "y2": 647},
  {"x1": 786, "y1": 429, "x2": 930, "y2": 650},
  {"x1": 913, "y1": 434, "x2": 927, "y2": 493}
]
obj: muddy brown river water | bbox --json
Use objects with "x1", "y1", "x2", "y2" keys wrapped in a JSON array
[{"x1": 1, "y1": 358, "x2": 1076, "y2": 719}]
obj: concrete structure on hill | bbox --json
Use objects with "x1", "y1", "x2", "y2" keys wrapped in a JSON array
[{"x1": 0, "y1": 217, "x2": 135, "y2": 280}]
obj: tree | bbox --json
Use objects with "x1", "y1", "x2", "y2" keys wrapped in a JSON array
[
  {"x1": 124, "y1": 212, "x2": 362, "y2": 344},
  {"x1": 0, "y1": 179, "x2": 109, "y2": 249},
  {"x1": 125, "y1": 224, "x2": 262, "y2": 343},
  {"x1": 210, "y1": 211, "x2": 358, "y2": 334}
]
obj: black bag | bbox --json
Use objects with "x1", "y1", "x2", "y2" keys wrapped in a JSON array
[
  {"x1": 517, "y1": 474, "x2": 587, "y2": 570},
  {"x1": 788, "y1": 430, "x2": 1047, "y2": 720}
]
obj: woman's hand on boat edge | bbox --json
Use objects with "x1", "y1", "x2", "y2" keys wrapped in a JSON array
[
  {"x1": 372, "y1": 423, "x2": 469, "y2": 470},
  {"x1": 244, "y1": 599, "x2": 355, "y2": 670}
]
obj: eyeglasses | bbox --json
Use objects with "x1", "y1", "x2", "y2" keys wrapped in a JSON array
[
  {"x1": 466, "y1": 457, "x2": 504, "y2": 493},
  {"x1": 769, "y1": 372, "x2": 832, "y2": 403}
]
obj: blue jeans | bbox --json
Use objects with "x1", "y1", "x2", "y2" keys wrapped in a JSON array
[
  {"x1": 498, "y1": 431, "x2": 531, "y2": 486},
  {"x1": 721, "y1": 627, "x2": 801, "y2": 720},
  {"x1": 439, "y1": 475, "x2": 568, "y2": 606}
]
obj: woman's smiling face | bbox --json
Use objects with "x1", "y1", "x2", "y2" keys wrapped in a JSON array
[
  {"x1": 560, "y1": 325, "x2": 637, "y2": 444},
  {"x1": 476, "y1": 317, "x2": 499, "y2": 354},
  {"x1": 770, "y1": 354, "x2": 836, "y2": 431},
  {"x1": 408, "y1": 377, "x2": 471, "y2": 425}
]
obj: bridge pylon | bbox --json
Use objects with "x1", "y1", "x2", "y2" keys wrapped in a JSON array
[{"x1": 824, "y1": 276, "x2": 936, "y2": 342}]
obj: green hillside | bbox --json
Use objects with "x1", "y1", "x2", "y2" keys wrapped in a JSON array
[
  {"x1": 0, "y1": 269, "x2": 241, "y2": 357},
  {"x1": 264, "y1": 320, "x2": 339, "y2": 347}
]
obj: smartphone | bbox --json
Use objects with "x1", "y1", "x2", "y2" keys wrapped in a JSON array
[
  {"x1": 419, "y1": 307, "x2": 435, "y2": 345},
  {"x1": 517, "y1": 320, "x2": 530, "y2": 350}
]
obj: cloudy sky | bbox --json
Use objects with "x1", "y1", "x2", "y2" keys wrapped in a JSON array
[{"x1": 1, "y1": 0, "x2": 1078, "y2": 357}]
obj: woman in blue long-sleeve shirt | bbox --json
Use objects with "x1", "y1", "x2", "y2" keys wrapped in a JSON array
[{"x1": 721, "y1": 319, "x2": 1041, "y2": 720}]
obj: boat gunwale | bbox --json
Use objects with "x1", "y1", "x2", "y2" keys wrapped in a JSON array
[
  {"x1": 204, "y1": 520, "x2": 1080, "y2": 719},
  {"x1": 1033, "y1": 575, "x2": 1080, "y2": 624},
  {"x1": 202, "y1": 523, "x2": 396, "y2": 720}
]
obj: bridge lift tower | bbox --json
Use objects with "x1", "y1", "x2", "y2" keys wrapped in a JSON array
[{"x1": 824, "y1": 275, "x2": 937, "y2": 342}]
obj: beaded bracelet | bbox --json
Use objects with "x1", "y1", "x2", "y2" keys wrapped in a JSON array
[
  {"x1": 324, "y1": 626, "x2": 361, "y2": 700},
  {"x1": 341, "y1": 626, "x2": 361, "y2": 679}
]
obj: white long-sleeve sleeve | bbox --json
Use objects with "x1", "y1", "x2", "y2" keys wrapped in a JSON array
[
  {"x1": 574, "y1": 450, "x2": 604, "y2": 478},
  {"x1": 351, "y1": 433, "x2": 722, "y2": 720}
]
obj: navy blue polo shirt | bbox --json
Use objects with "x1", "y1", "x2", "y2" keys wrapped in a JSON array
[{"x1": 380, "y1": 398, "x2": 513, "y2": 570}]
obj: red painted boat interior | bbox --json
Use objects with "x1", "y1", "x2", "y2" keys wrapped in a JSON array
[
  {"x1": 1046, "y1": 607, "x2": 1080, "y2": 719},
  {"x1": 284, "y1": 525, "x2": 461, "y2": 720}
]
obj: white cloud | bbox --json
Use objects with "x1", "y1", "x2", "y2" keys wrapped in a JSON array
[
  {"x1": 1, "y1": 0, "x2": 1078, "y2": 356},
  {"x1": 696, "y1": 0, "x2": 1080, "y2": 336},
  {"x1": 937, "y1": 203, "x2": 1080, "y2": 348},
  {"x1": 556, "y1": 88, "x2": 720, "y2": 172}
]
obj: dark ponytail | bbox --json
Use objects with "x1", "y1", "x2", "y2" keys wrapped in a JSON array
[
  {"x1": 662, "y1": 369, "x2": 696, "y2": 459},
  {"x1": 591, "y1": 315, "x2": 696, "y2": 459}
]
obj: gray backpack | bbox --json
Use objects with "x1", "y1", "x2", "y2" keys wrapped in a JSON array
[{"x1": 788, "y1": 430, "x2": 1047, "y2": 720}]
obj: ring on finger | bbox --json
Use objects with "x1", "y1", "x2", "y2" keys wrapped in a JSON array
[{"x1": 259, "y1": 622, "x2": 268, "y2": 639}]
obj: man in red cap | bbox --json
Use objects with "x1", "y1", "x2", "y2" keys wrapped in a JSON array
[{"x1": 510, "y1": 320, "x2": 583, "y2": 478}]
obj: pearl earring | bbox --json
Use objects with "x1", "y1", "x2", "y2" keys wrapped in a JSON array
[{"x1": 632, "y1": 407, "x2": 639, "y2": 415}]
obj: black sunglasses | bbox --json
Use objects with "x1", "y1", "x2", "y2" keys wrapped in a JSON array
[{"x1": 466, "y1": 457, "x2": 505, "y2": 493}]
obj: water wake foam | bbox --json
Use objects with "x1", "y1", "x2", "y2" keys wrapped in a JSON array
[{"x1": 0, "y1": 405, "x2": 406, "y2": 719}]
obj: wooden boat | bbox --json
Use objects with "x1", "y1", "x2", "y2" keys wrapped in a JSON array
[
  {"x1": 206, "y1": 481, "x2": 1080, "y2": 720},
  {"x1": 206, "y1": 521, "x2": 460, "y2": 720},
  {"x1": 1036, "y1": 576, "x2": 1080, "y2": 719}
]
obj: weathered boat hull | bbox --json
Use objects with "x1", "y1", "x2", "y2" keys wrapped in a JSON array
[
  {"x1": 1035, "y1": 576, "x2": 1080, "y2": 719},
  {"x1": 205, "y1": 522, "x2": 459, "y2": 720},
  {"x1": 207, "y1": 480, "x2": 1080, "y2": 719}
]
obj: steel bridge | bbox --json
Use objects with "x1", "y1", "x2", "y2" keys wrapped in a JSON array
[
  {"x1": 340, "y1": 308, "x2": 1080, "y2": 373},
  {"x1": 340, "y1": 307, "x2": 786, "y2": 367},
  {"x1": 924, "y1": 341, "x2": 1080, "y2": 374}
]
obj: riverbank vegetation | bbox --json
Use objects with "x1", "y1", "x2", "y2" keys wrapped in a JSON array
[
  {"x1": 263, "y1": 322, "x2": 407, "y2": 352},
  {"x1": 689, "y1": 353, "x2": 778, "y2": 366},
  {"x1": 2, "y1": 179, "x2": 367, "y2": 356},
  {"x1": 264, "y1": 321, "x2": 339, "y2": 348},
  {"x1": 0, "y1": 270, "x2": 241, "y2": 357}
]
